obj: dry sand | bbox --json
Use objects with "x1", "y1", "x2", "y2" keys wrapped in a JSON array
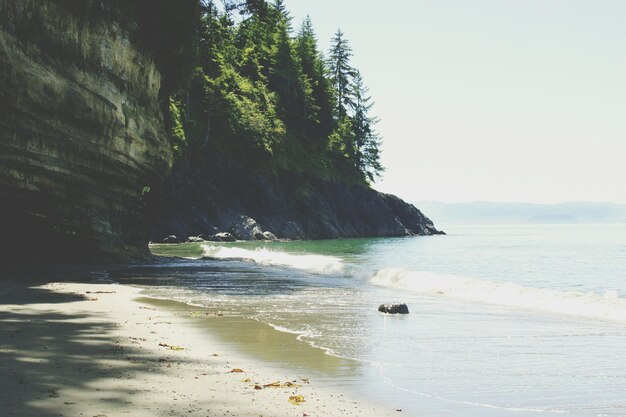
[{"x1": 0, "y1": 281, "x2": 399, "y2": 417}]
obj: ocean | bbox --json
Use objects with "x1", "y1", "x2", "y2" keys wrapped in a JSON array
[{"x1": 112, "y1": 224, "x2": 626, "y2": 416}]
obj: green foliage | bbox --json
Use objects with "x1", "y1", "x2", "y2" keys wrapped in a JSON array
[
  {"x1": 218, "y1": 67, "x2": 286, "y2": 155},
  {"x1": 351, "y1": 71, "x2": 384, "y2": 181},
  {"x1": 328, "y1": 116, "x2": 353, "y2": 156},
  {"x1": 168, "y1": 98, "x2": 187, "y2": 156},
  {"x1": 168, "y1": 0, "x2": 383, "y2": 183},
  {"x1": 327, "y1": 29, "x2": 355, "y2": 115}
]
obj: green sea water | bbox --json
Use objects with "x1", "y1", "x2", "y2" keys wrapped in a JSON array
[{"x1": 116, "y1": 224, "x2": 626, "y2": 417}]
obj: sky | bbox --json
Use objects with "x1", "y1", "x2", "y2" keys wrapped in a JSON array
[{"x1": 283, "y1": 0, "x2": 626, "y2": 204}]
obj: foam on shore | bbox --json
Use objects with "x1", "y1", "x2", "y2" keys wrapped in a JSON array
[
  {"x1": 371, "y1": 268, "x2": 626, "y2": 322},
  {"x1": 202, "y1": 244, "x2": 345, "y2": 275}
]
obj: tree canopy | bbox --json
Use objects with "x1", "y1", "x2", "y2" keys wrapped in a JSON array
[{"x1": 170, "y1": 0, "x2": 383, "y2": 184}]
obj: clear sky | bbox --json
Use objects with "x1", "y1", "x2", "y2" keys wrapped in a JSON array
[{"x1": 283, "y1": 0, "x2": 626, "y2": 204}]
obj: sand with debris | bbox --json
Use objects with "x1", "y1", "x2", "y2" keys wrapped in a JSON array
[{"x1": 0, "y1": 281, "x2": 399, "y2": 417}]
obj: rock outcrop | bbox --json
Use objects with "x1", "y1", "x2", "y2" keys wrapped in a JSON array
[
  {"x1": 0, "y1": 0, "x2": 195, "y2": 263},
  {"x1": 150, "y1": 153, "x2": 444, "y2": 241}
]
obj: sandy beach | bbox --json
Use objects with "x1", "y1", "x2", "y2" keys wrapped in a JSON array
[{"x1": 0, "y1": 280, "x2": 397, "y2": 417}]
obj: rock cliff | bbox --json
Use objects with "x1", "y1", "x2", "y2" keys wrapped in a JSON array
[
  {"x1": 0, "y1": 0, "x2": 441, "y2": 264},
  {"x1": 150, "y1": 153, "x2": 443, "y2": 242},
  {"x1": 0, "y1": 0, "x2": 195, "y2": 263}
]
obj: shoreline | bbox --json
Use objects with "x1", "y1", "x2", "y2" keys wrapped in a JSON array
[{"x1": 0, "y1": 280, "x2": 399, "y2": 417}]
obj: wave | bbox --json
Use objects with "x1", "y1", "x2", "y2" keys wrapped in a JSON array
[
  {"x1": 371, "y1": 268, "x2": 626, "y2": 322},
  {"x1": 201, "y1": 244, "x2": 344, "y2": 275}
]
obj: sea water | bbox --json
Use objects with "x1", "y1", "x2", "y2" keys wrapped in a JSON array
[{"x1": 114, "y1": 224, "x2": 626, "y2": 416}]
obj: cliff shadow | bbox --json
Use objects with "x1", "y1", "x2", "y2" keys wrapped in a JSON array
[{"x1": 0, "y1": 285, "x2": 197, "y2": 416}]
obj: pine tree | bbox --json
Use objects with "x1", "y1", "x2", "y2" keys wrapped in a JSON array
[
  {"x1": 272, "y1": 0, "x2": 292, "y2": 29},
  {"x1": 327, "y1": 29, "x2": 355, "y2": 117},
  {"x1": 351, "y1": 71, "x2": 383, "y2": 181},
  {"x1": 270, "y1": 19, "x2": 296, "y2": 101},
  {"x1": 172, "y1": 1, "x2": 384, "y2": 182},
  {"x1": 269, "y1": 13, "x2": 308, "y2": 135},
  {"x1": 295, "y1": 16, "x2": 334, "y2": 140},
  {"x1": 296, "y1": 16, "x2": 317, "y2": 77}
]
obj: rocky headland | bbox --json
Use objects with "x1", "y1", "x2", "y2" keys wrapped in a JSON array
[
  {"x1": 0, "y1": 0, "x2": 442, "y2": 265},
  {"x1": 150, "y1": 153, "x2": 443, "y2": 242}
]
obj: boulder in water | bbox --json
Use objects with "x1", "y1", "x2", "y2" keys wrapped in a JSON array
[
  {"x1": 162, "y1": 235, "x2": 181, "y2": 244},
  {"x1": 378, "y1": 303, "x2": 409, "y2": 314},
  {"x1": 187, "y1": 236, "x2": 204, "y2": 242}
]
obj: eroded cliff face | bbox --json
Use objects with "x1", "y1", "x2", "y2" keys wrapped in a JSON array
[
  {"x1": 150, "y1": 152, "x2": 444, "y2": 242},
  {"x1": 0, "y1": 0, "x2": 184, "y2": 263}
]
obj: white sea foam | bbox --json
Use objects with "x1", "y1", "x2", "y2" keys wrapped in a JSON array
[
  {"x1": 201, "y1": 244, "x2": 344, "y2": 275},
  {"x1": 371, "y1": 268, "x2": 626, "y2": 322}
]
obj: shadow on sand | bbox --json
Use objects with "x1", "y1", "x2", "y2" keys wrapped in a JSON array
[{"x1": 0, "y1": 282, "x2": 197, "y2": 416}]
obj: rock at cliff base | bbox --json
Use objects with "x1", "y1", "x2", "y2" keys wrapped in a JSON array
[
  {"x1": 162, "y1": 235, "x2": 181, "y2": 244},
  {"x1": 262, "y1": 231, "x2": 278, "y2": 241},
  {"x1": 198, "y1": 231, "x2": 217, "y2": 240},
  {"x1": 212, "y1": 232, "x2": 236, "y2": 242},
  {"x1": 231, "y1": 216, "x2": 265, "y2": 240},
  {"x1": 378, "y1": 303, "x2": 409, "y2": 314},
  {"x1": 253, "y1": 231, "x2": 267, "y2": 240}
]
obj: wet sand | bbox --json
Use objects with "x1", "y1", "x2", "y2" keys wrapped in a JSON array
[{"x1": 0, "y1": 281, "x2": 398, "y2": 417}]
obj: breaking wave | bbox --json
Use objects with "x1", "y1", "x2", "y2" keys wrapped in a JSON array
[
  {"x1": 371, "y1": 268, "x2": 626, "y2": 322},
  {"x1": 201, "y1": 244, "x2": 344, "y2": 275}
]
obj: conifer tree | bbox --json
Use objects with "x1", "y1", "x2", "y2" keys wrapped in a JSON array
[
  {"x1": 296, "y1": 16, "x2": 317, "y2": 80},
  {"x1": 295, "y1": 16, "x2": 334, "y2": 140},
  {"x1": 269, "y1": 6, "x2": 309, "y2": 140},
  {"x1": 327, "y1": 29, "x2": 355, "y2": 117},
  {"x1": 351, "y1": 70, "x2": 383, "y2": 181},
  {"x1": 272, "y1": 0, "x2": 292, "y2": 29},
  {"x1": 172, "y1": 2, "x2": 384, "y2": 182},
  {"x1": 270, "y1": 19, "x2": 297, "y2": 103}
]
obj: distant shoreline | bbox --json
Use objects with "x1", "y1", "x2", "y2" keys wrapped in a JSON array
[{"x1": 414, "y1": 201, "x2": 626, "y2": 226}]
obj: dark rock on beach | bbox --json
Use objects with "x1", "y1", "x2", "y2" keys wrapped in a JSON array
[{"x1": 378, "y1": 303, "x2": 410, "y2": 314}]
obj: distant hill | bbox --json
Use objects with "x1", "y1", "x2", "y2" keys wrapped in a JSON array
[
  {"x1": 527, "y1": 214, "x2": 578, "y2": 224},
  {"x1": 414, "y1": 201, "x2": 626, "y2": 226}
]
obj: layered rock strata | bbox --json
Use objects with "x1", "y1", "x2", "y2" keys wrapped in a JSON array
[{"x1": 0, "y1": 0, "x2": 189, "y2": 263}]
